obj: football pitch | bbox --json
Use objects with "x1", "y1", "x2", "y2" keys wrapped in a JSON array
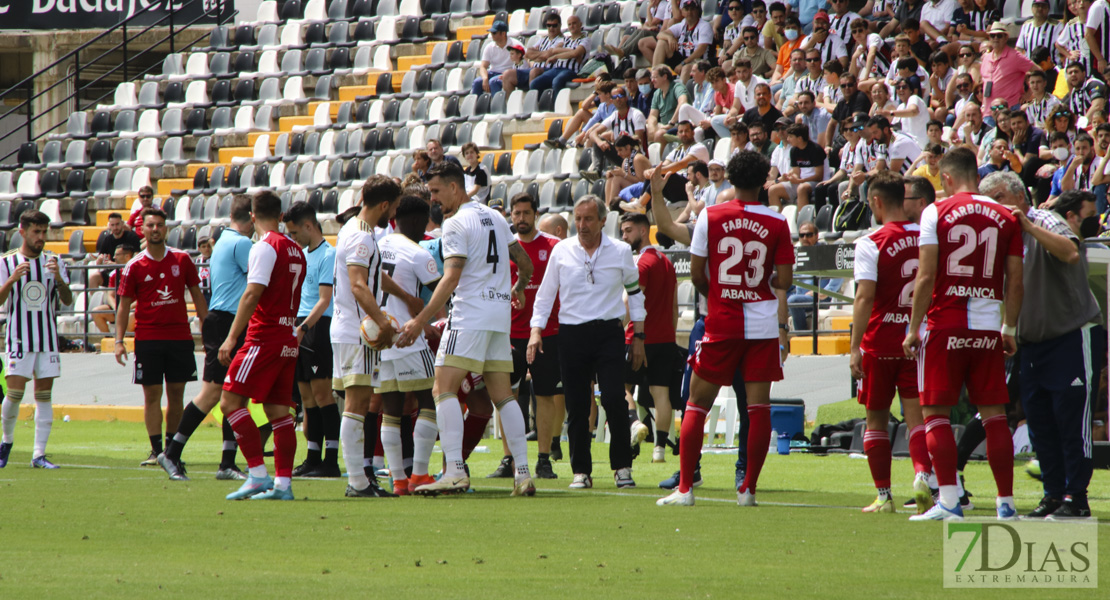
[{"x1": 1, "y1": 419, "x2": 1106, "y2": 599}]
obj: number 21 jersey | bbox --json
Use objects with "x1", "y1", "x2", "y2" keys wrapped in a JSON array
[
  {"x1": 918, "y1": 192, "x2": 1022, "y2": 332},
  {"x1": 691, "y1": 200, "x2": 794, "y2": 340}
]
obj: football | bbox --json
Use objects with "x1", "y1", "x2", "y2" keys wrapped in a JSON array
[{"x1": 360, "y1": 314, "x2": 400, "y2": 348}]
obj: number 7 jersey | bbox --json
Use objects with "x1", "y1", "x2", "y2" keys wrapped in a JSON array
[
  {"x1": 246, "y1": 230, "x2": 308, "y2": 343},
  {"x1": 691, "y1": 200, "x2": 795, "y2": 340},
  {"x1": 918, "y1": 192, "x2": 1023, "y2": 332}
]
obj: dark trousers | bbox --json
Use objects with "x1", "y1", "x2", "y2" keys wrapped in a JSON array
[
  {"x1": 1019, "y1": 325, "x2": 1103, "y2": 504},
  {"x1": 680, "y1": 317, "x2": 750, "y2": 472},
  {"x1": 557, "y1": 319, "x2": 632, "y2": 475}
]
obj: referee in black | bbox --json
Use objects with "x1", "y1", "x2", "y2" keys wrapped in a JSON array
[{"x1": 528, "y1": 195, "x2": 646, "y2": 490}]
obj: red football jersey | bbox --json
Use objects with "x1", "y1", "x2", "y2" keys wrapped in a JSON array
[
  {"x1": 918, "y1": 192, "x2": 1022, "y2": 331},
  {"x1": 118, "y1": 248, "x2": 201, "y2": 341},
  {"x1": 854, "y1": 221, "x2": 920, "y2": 357},
  {"x1": 625, "y1": 247, "x2": 677, "y2": 344},
  {"x1": 691, "y1": 200, "x2": 794, "y2": 340},
  {"x1": 511, "y1": 232, "x2": 560, "y2": 339},
  {"x1": 245, "y1": 231, "x2": 307, "y2": 343}
]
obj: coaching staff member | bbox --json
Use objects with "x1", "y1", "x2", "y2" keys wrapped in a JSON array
[
  {"x1": 528, "y1": 195, "x2": 646, "y2": 490},
  {"x1": 981, "y1": 174, "x2": 1104, "y2": 520}
]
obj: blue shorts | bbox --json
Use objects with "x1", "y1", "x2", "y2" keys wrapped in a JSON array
[{"x1": 619, "y1": 181, "x2": 646, "y2": 202}]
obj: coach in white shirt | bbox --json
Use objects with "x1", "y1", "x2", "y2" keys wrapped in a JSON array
[{"x1": 528, "y1": 195, "x2": 646, "y2": 490}]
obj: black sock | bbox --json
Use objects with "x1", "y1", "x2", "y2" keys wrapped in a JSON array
[
  {"x1": 304, "y1": 406, "x2": 323, "y2": 464},
  {"x1": 365, "y1": 411, "x2": 379, "y2": 470},
  {"x1": 400, "y1": 413, "x2": 414, "y2": 478},
  {"x1": 628, "y1": 409, "x2": 639, "y2": 423},
  {"x1": 149, "y1": 434, "x2": 163, "y2": 455},
  {"x1": 165, "y1": 402, "x2": 206, "y2": 461},
  {"x1": 320, "y1": 403, "x2": 340, "y2": 464},
  {"x1": 551, "y1": 437, "x2": 561, "y2": 449},
  {"x1": 220, "y1": 417, "x2": 238, "y2": 469},
  {"x1": 538, "y1": 452, "x2": 550, "y2": 461},
  {"x1": 655, "y1": 429, "x2": 669, "y2": 447}
]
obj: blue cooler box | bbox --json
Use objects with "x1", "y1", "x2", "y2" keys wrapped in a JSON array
[{"x1": 770, "y1": 399, "x2": 805, "y2": 440}]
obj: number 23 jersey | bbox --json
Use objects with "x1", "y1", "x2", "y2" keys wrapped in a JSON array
[
  {"x1": 918, "y1": 192, "x2": 1022, "y2": 332},
  {"x1": 691, "y1": 200, "x2": 794, "y2": 340},
  {"x1": 441, "y1": 200, "x2": 516, "y2": 333}
]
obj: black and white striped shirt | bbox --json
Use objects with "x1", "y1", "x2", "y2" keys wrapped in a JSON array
[
  {"x1": 1067, "y1": 78, "x2": 1108, "y2": 115},
  {"x1": 829, "y1": 11, "x2": 862, "y2": 46},
  {"x1": 553, "y1": 35, "x2": 590, "y2": 72},
  {"x1": 1025, "y1": 94, "x2": 1061, "y2": 128},
  {"x1": 533, "y1": 35, "x2": 563, "y2": 69},
  {"x1": 1058, "y1": 18, "x2": 1093, "y2": 74},
  {"x1": 1016, "y1": 19, "x2": 1063, "y2": 56},
  {"x1": 602, "y1": 107, "x2": 647, "y2": 138},
  {"x1": 0, "y1": 251, "x2": 67, "y2": 355}
]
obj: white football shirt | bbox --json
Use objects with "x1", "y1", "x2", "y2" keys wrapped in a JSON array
[
  {"x1": 441, "y1": 201, "x2": 516, "y2": 332},
  {"x1": 330, "y1": 216, "x2": 382, "y2": 345},
  {"x1": 378, "y1": 233, "x2": 441, "y2": 359}
]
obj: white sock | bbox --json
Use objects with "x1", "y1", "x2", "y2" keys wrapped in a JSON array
[
  {"x1": 435, "y1": 394, "x2": 466, "y2": 477},
  {"x1": 274, "y1": 476, "x2": 291, "y2": 491},
  {"x1": 340, "y1": 412, "x2": 369, "y2": 489},
  {"x1": 33, "y1": 394, "x2": 52, "y2": 458},
  {"x1": 222, "y1": 440, "x2": 236, "y2": 451},
  {"x1": 248, "y1": 465, "x2": 268, "y2": 479},
  {"x1": 496, "y1": 397, "x2": 531, "y2": 480},
  {"x1": 307, "y1": 441, "x2": 321, "y2": 451},
  {"x1": 372, "y1": 455, "x2": 385, "y2": 471},
  {"x1": 955, "y1": 473, "x2": 965, "y2": 497},
  {"x1": 927, "y1": 471, "x2": 938, "y2": 489},
  {"x1": 939, "y1": 484, "x2": 960, "y2": 508},
  {"x1": 1, "y1": 389, "x2": 23, "y2": 444},
  {"x1": 412, "y1": 410, "x2": 438, "y2": 476},
  {"x1": 381, "y1": 419, "x2": 405, "y2": 481}
]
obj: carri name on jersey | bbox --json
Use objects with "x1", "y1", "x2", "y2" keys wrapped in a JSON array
[
  {"x1": 884, "y1": 235, "x2": 917, "y2": 257},
  {"x1": 946, "y1": 335, "x2": 998, "y2": 350},
  {"x1": 944, "y1": 285, "x2": 997, "y2": 299},
  {"x1": 942, "y1": 202, "x2": 1008, "y2": 228},
  {"x1": 722, "y1": 217, "x2": 770, "y2": 239}
]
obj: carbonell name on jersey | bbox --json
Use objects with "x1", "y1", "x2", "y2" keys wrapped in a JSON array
[
  {"x1": 942, "y1": 202, "x2": 1008, "y2": 228},
  {"x1": 722, "y1": 217, "x2": 770, "y2": 239},
  {"x1": 945, "y1": 285, "x2": 997, "y2": 299},
  {"x1": 885, "y1": 235, "x2": 918, "y2": 257},
  {"x1": 946, "y1": 335, "x2": 998, "y2": 350}
]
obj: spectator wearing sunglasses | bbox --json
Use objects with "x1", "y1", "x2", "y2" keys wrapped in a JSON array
[
  {"x1": 787, "y1": 222, "x2": 843, "y2": 332},
  {"x1": 816, "y1": 113, "x2": 869, "y2": 207},
  {"x1": 828, "y1": 0, "x2": 863, "y2": 46},
  {"x1": 826, "y1": 73, "x2": 873, "y2": 145},
  {"x1": 737, "y1": 25, "x2": 778, "y2": 77},
  {"x1": 849, "y1": 17, "x2": 889, "y2": 93},
  {"x1": 981, "y1": 23, "x2": 1037, "y2": 118},
  {"x1": 127, "y1": 185, "x2": 156, "y2": 239},
  {"x1": 719, "y1": 1, "x2": 747, "y2": 64}
]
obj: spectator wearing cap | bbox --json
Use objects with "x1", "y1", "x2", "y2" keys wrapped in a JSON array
[
  {"x1": 1015, "y1": 0, "x2": 1061, "y2": 60},
  {"x1": 642, "y1": 0, "x2": 714, "y2": 84},
  {"x1": 800, "y1": 11, "x2": 849, "y2": 72},
  {"x1": 647, "y1": 65, "x2": 689, "y2": 143},
  {"x1": 473, "y1": 21, "x2": 522, "y2": 95},
  {"x1": 532, "y1": 14, "x2": 590, "y2": 94},
  {"x1": 980, "y1": 23, "x2": 1036, "y2": 117},
  {"x1": 702, "y1": 158, "x2": 733, "y2": 211}
]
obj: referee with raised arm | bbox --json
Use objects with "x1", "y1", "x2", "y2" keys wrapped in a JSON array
[{"x1": 528, "y1": 195, "x2": 646, "y2": 490}]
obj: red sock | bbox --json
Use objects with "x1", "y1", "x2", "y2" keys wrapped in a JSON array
[
  {"x1": 227, "y1": 408, "x2": 264, "y2": 469},
  {"x1": 461, "y1": 413, "x2": 491, "y2": 460},
  {"x1": 271, "y1": 415, "x2": 296, "y2": 479},
  {"x1": 863, "y1": 429, "x2": 891, "y2": 489},
  {"x1": 924, "y1": 414, "x2": 957, "y2": 487},
  {"x1": 908, "y1": 425, "x2": 932, "y2": 475},
  {"x1": 678, "y1": 403, "x2": 707, "y2": 493},
  {"x1": 982, "y1": 414, "x2": 1013, "y2": 497},
  {"x1": 741, "y1": 404, "x2": 771, "y2": 494}
]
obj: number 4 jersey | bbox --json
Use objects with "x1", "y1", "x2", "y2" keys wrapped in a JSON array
[
  {"x1": 441, "y1": 200, "x2": 516, "y2": 333},
  {"x1": 918, "y1": 192, "x2": 1022, "y2": 332},
  {"x1": 691, "y1": 200, "x2": 795, "y2": 340},
  {"x1": 853, "y1": 221, "x2": 920, "y2": 357}
]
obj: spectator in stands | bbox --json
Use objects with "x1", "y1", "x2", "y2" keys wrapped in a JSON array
[
  {"x1": 849, "y1": 18, "x2": 888, "y2": 93},
  {"x1": 643, "y1": 0, "x2": 714, "y2": 84},
  {"x1": 92, "y1": 244, "x2": 137, "y2": 333},
  {"x1": 774, "y1": 48, "x2": 808, "y2": 108},
  {"x1": 127, "y1": 186, "x2": 155, "y2": 238},
  {"x1": 685, "y1": 60, "x2": 716, "y2": 123},
  {"x1": 815, "y1": 113, "x2": 868, "y2": 206},
  {"x1": 473, "y1": 21, "x2": 521, "y2": 95},
  {"x1": 885, "y1": 76, "x2": 930, "y2": 146},
  {"x1": 195, "y1": 233, "x2": 213, "y2": 305},
  {"x1": 1049, "y1": 132, "x2": 1098, "y2": 204},
  {"x1": 944, "y1": 73, "x2": 977, "y2": 130},
  {"x1": 928, "y1": 51, "x2": 955, "y2": 123},
  {"x1": 532, "y1": 15, "x2": 590, "y2": 95},
  {"x1": 538, "y1": 212, "x2": 569, "y2": 239},
  {"x1": 546, "y1": 80, "x2": 616, "y2": 150},
  {"x1": 926, "y1": 120, "x2": 949, "y2": 150},
  {"x1": 867, "y1": 0, "x2": 899, "y2": 31},
  {"x1": 789, "y1": 0, "x2": 826, "y2": 33},
  {"x1": 828, "y1": 0, "x2": 862, "y2": 47},
  {"x1": 412, "y1": 149, "x2": 432, "y2": 181},
  {"x1": 772, "y1": 17, "x2": 806, "y2": 88},
  {"x1": 1044, "y1": 105, "x2": 1077, "y2": 145},
  {"x1": 732, "y1": 57, "x2": 768, "y2": 112},
  {"x1": 783, "y1": 49, "x2": 824, "y2": 116},
  {"x1": 647, "y1": 66, "x2": 689, "y2": 143},
  {"x1": 588, "y1": 86, "x2": 650, "y2": 168},
  {"x1": 461, "y1": 143, "x2": 488, "y2": 201},
  {"x1": 627, "y1": 68, "x2": 654, "y2": 115},
  {"x1": 903, "y1": 173, "x2": 936, "y2": 217},
  {"x1": 606, "y1": 0, "x2": 680, "y2": 62},
  {"x1": 719, "y1": 1, "x2": 748, "y2": 66},
  {"x1": 676, "y1": 160, "x2": 712, "y2": 223},
  {"x1": 748, "y1": 121, "x2": 775, "y2": 157},
  {"x1": 1009, "y1": 110, "x2": 1051, "y2": 189},
  {"x1": 605, "y1": 135, "x2": 652, "y2": 208},
  {"x1": 816, "y1": 60, "x2": 845, "y2": 113},
  {"x1": 981, "y1": 23, "x2": 1036, "y2": 118},
  {"x1": 728, "y1": 121, "x2": 751, "y2": 154},
  {"x1": 910, "y1": 143, "x2": 945, "y2": 190},
  {"x1": 978, "y1": 137, "x2": 1023, "y2": 178},
  {"x1": 950, "y1": 101, "x2": 986, "y2": 153},
  {"x1": 765, "y1": 2, "x2": 789, "y2": 49},
  {"x1": 825, "y1": 72, "x2": 871, "y2": 146},
  {"x1": 678, "y1": 66, "x2": 732, "y2": 141},
  {"x1": 737, "y1": 25, "x2": 779, "y2": 78},
  {"x1": 1063, "y1": 61, "x2": 1107, "y2": 122},
  {"x1": 517, "y1": 12, "x2": 567, "y2": 92},
  {"x1": 918, "y1": 0, "x2": 957, "y2": 47},
  {"x1": 880, "y1": 0, "x2": 923, "y2": 38},
  {"x1": 792, "y1": 90, "x2": 832, "y2": 147},
  {"x1": 769, "y1": 122, "x2": 827, "y2": 208},
  {"x1": 89, "y1": 212, "x2": 142, "y2": 291},
  {"x1": 620, "y1": 121, "x2": 710, "y2": 215},
  {"x1": 787, "y1": 222, "x2": 843, "y2": 332},
  {"x1": 741, "y1": 82, "x2": 785, "y2": 133},
  {"x1": 801, "y1": 12, "x2": 849, "y2": 72},
  {"x1": 869, "y1": 81, "x2": 896, "y2": 117},
  {"x1": 426, "y1": 139, "x2": 461, "y2": 170},
  {"x1": 945, "y1": 0, "x2": 997, "y2": 54}
]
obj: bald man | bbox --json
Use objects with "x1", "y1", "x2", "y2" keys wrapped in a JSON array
[{"x1": 538, "y1": 213, "x2": 569, "y2": 239}]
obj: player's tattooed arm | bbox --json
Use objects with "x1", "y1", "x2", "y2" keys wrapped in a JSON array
[{"x1": 508, "y1": 241, "x2": 532, "y2": 301}]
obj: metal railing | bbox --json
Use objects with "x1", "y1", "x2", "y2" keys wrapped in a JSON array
[{"x1": 0, "y1": 0, "x2": 235, "y2": 164}]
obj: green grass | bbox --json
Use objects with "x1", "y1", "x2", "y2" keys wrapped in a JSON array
[{"x1": 0, "y1": 420, "x2": 1107, "y2": 599}]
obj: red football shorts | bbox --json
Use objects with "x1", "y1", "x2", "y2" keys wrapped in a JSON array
[
  {"x1": 917, "y1": 328, "x2": 1008, "y2": 407},
  {"x1": 690, "y1": 334, "x2": 782, "y2": 386},
  {"x1": 223, "y1": 340, "x2": 298, "y2": 407},
  {"x1": 857, "y1": 351, "x2": 918, "y2": 411}
]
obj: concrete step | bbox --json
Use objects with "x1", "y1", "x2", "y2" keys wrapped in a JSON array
[
  {"x1": 216, "y1": 147, "x2": 253, "y2": 163},
  {"x1": 511, "y1": 132, "x2": 547, "y2": 151},
  {"x1": 157, "y1": 178, "x2": 193, "y2": 196}
]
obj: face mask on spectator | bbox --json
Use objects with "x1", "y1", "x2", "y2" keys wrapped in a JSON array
[
  {"x1": 1052, "y1": 146, "x2": 1070, "y2": 161},
  {"x1": 639, "y1": 83, "x2": 652, "y2": 95},
  {"x1": 785, "y1": 29, "x2": 799, "y2": 40}
]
